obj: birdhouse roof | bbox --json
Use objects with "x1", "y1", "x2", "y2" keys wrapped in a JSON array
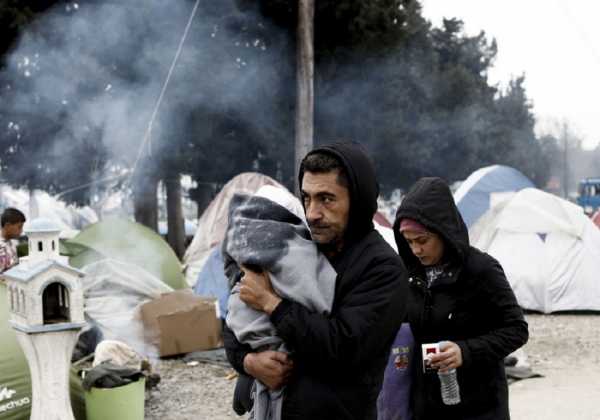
[
  {"x1": 24, "y1": 218, "x2": 62, "y2": 234},
  {"x1": 1, "y1": 259, "x2": 84, "y2": 283}
]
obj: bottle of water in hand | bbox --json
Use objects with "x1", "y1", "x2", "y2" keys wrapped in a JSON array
[{"x1": 438, "y1": 368, "x2": 461, "y2": 405}]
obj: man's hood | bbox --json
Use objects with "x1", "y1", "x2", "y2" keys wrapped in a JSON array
[
  {"x1": 393, "y1": 177, "x2": 469, "y2": 271},
  {"x1": 299, "y1": 142, "x2": 379, "y2": 244}
]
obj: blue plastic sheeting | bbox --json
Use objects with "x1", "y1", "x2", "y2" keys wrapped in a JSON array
[
  {"x1": 193, "y1": 246, "x2": 230, "y2": 319},
  {"x1": 455, "y1": 165, "x2": 534, "y2": 227}
]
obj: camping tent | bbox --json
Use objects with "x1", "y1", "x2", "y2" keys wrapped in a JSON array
[
  {"x1": 374, "y1": 211, "x2": 392, "y2": 228},
  {"x1": 183, "y1": 172, "x2": 284, "y2": 287},
  {"x1": 65, "y1": 217, "x2": 185, "y2": 290},
  {"x1": 470, "y1": 188, "x2": 600, "y2": 313},
  {"x1": 454, "y1": 165, "x2": 534, "y2": 228},
  {"x1": 0, "y1": 283, "x2": 85, "y2": 420},
  {"x1": 193, "y1": 246, "x2": 229, "y2": 319}
]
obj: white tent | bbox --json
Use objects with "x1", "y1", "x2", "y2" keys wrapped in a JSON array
[
  {"x1": 471, "y1": 188, "x2": 600, "y2": 313},
  {"x1": 183, "y1": 172, "x2": 284, "y2": 286},
  {"x1": 454, "y1": 165, "x2": 534, "y2": 228}
]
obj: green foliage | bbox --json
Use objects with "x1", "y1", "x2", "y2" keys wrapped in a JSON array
[{"x1": 311, "y1": 9, "x2": 548, "y2": 192}]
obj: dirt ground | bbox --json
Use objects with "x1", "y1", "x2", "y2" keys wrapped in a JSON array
[
  {"x1": 509, "y1": 314, "x2": 600, "y2": 420},
  {"x1": 145, "y1": 313, "x2": 600, "y2": 420},
  {"x1": 145, "y1": 360, "x2": 238, "y2": 420}
]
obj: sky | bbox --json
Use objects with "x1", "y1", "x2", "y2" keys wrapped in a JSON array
[{"x1": 421, "y1": 0, "x2": 600, "y2": 149}]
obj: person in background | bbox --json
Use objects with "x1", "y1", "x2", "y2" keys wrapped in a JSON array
[
  {"x1": 393, "y1": 177, "x2": 528, "y2": 420},
  {"x1": 223, "y1": 142, "x2": 409, "y2": 420},
  {"x1": 0, "y1": 207, "x2": 25, "y2": 274}
]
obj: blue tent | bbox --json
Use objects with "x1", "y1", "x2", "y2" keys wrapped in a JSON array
[
  {"x1": 193, "y1": 246, "x2": 229, "y2": 319},
  {"x1": 454, "y1": 165, "x2": 534, "y2": 227}
]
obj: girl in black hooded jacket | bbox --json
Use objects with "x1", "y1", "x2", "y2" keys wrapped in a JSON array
[{"x1": 393, "y1": 177, "x2": 528, "y2": 420}]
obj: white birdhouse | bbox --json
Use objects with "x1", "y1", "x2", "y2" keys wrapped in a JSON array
[
  {"x1": 26, "y1": 217, "x2": 61, "y2": 264},
  {"x1": 1, "y1": 218, "x2": 85, "y2": 420},
  {"x1": 4, "y1": 218, "x2": 85, "y2": 331}
]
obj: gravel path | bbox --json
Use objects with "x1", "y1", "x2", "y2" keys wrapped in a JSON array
[
  {"x1": 145, "y1": 359, "x2": 238, "y2": 420},
  {"x1": 144, "y1": 313, "x2": 600, "y2": 420},
  {"x1": 510, "y1": 313, "x2": 600, "y2": 420}
]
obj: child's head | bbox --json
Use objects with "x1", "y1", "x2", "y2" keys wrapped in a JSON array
[
  {"x1": 1, "y1": 207, "x2": 26, "y2": 239},
  {"x1": 254, "y1": 185, "x2": 306, "y2": 224}
]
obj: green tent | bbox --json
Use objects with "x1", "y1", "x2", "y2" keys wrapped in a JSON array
[
  {"x1": 65, "y1": 217, "x2": 185, "y2": 290},
  {"x1": 0, "y1": 283, "x2": 85, "y2": 420}
]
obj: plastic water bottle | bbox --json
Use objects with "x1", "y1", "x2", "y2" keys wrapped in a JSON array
[{"x1": 437, "y1": 368, "x2": 461, "y2": 405}]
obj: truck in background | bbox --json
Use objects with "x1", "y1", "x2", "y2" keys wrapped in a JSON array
[{"x1": 576, "y1": 178, "x2": 600, "y2": 215}]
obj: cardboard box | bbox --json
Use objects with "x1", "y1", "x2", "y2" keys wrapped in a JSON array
[{"x1": 140, "y1": 289, "x2": 222, "y2": 357}]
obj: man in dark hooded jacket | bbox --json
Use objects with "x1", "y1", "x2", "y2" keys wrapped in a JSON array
[
  {"x1": 394, "y1": 177, "x2": 528, "y2": 420},
  {"x1": 223, "y1": 142, "x2": 409, "y2": 419}
]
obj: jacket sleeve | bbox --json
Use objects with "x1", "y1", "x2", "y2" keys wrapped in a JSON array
[
  {"x1": 223, "y1": 323, "x2": 252, "y2": 374},
  {"x1": 222, "y1": 253, "x2": 252, "y2": 375},
  {"x1": 269, "y1": 261, "x2": 408, "y2": 372},
  {"x1": 456, "y1": 257, "x2": 529, "y2": 368}
]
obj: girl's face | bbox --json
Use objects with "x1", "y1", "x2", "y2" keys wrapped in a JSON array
[{"x1": 401, "y1": 230, "x2": 445, "y2": 266}]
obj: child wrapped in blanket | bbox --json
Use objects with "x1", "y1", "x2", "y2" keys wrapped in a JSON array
[{"x1": 224, "y1": 185, "x2": 336, "y2": 420}]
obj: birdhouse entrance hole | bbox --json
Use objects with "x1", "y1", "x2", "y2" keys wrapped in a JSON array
[{"x1": 42, "y1": 282, "x2": 70, "y2": 324}]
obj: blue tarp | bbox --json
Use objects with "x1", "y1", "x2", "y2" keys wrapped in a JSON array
[
  {"x1": 193, "y1": 246, "x2": 229, "y2": 319},
  {"x1": 455, "y1": 165, "x2": 534, "y2": 227}
]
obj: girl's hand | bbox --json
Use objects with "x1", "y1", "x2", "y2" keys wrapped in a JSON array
[{"x1": 430, "y1": 341, "x2": 463, "y2": 372}]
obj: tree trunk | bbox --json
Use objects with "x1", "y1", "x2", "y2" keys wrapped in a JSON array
[
  {"x1": 133, "y1": 173, "x2": 159, "y2": 232},
  {"x1": 191, "y1": 183, "x2": 215, "y2": 219},
  {"x1": 165, "y1": 175, "x2": 186, "y2": 260},
  {"x1": 294, "y1": 0, "x2": 315, "y2": 192}
]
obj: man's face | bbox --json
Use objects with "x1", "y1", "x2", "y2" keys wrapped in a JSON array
[
  {"x1": 4, "y1": 222, "x2": 24, "y2": 240},
  {"x1": 401, "y1": 230, "x2": 445, "y2": 266},
  {"x1": 301, "y1": 170, "x2": 350, "y2": 249}
]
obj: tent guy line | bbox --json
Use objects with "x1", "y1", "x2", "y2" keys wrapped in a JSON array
[{"x1": 128, "y1": 0, "x2": 201, "y2": 183}]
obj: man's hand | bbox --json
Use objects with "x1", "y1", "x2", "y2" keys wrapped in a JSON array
[
  {"x1": 239, "y1": 266, "x2": 282, "y2": 315},
  {"x1": 430, "y1": 341, "x2": 463, "y2": 373},
  {"x1": 243, "y1": 351, "x2": 294, "y2": 390}
]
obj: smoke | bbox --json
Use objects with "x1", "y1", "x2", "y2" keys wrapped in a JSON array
[{"x1": 0, "y1": 0, "x2": 292, "y2": 196}]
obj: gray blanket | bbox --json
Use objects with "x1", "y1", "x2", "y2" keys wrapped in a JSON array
[
  {"x1": 225, "y1": 192, "x2": 336, "y2": 349},
  {"x1": 224, "y1": 190, "x2": 336, "y2": 420}
]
